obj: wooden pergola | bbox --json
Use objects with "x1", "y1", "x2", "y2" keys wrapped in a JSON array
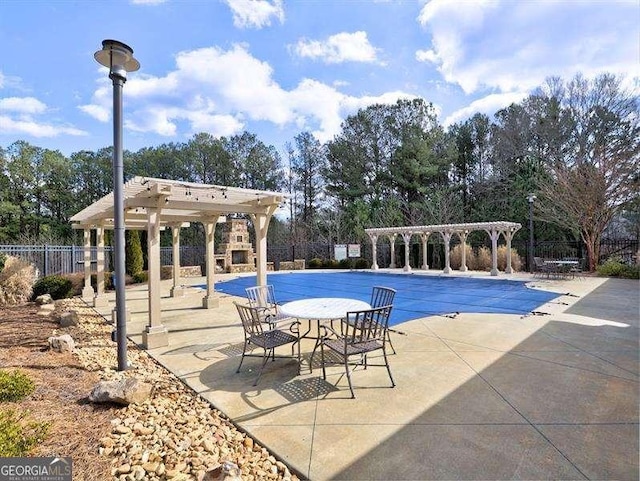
[
  {"x1": 70, "y1": 176, "x2": 286, "y2": 349},
  {"x1": 365, "y1": 221, "x2": 522, "y2": 276}
]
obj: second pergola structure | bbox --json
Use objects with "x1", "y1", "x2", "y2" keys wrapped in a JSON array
[
  {"x1": 365, "y1": 221, "x2": 522, "y2": 276},
  {"x1": 70, "y1": 176, "x2": 286, "y2": 349}
]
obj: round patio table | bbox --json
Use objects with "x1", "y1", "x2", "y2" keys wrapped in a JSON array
[{"x1": 280, "y1": 297, "x2": 371, "y2": 368}]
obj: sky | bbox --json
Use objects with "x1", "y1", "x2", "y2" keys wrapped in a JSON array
[{"x1": 1, "y1": 0, "x2": 638, "y2": 157}]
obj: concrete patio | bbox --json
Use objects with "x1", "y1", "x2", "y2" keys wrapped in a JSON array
[{"x1": 92, "y1": 270, "x2": 639, "y2": 480}]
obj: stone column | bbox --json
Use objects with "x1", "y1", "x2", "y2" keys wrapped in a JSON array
[
  {"x1": 489, "y1": 229, "x2": 500, "y2": 276},
  {"x1": 389, "y1": 234, "x2": 397, "y2": 268},
  {"x1": 421, "y1": 232, "x2": 430, "y2": 270},
  {"x1": 458, "y1": 231, "x2": 469, "y2": 272},
  {"x1": 93, "y1": 225, "x2": 109, "y2": 308},
  {"x1": 170, "y1": 224, "x2": 184, "y2": 297},
  {"x1": 143, "y1": 207, "x2": 169, "y2": 349},
  {"x1": 442, "y1": 231, "x2": 452, "y2": 274},
  {"x1": 402, "y1": 233, "x2": 412, "y2": 272},
  {"x1": 369, "y1": 234, "x2": 379, "y2": 270},
  {"x1": 202, "y1": 218, "x2": 219, "y2": 309},
  {"x1": 82, "y1": 228, "x2": 94, "y2": 300},
  {"x1": 253, "y1": 205, "x2": 277, "y2": 287},
  {"x1": 504, "y1": 229, "x2": 514, "y2": 274}
]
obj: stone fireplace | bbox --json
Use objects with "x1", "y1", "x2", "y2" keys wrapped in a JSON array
[{"x1": 215, "y1": 218, "x2": 256, "y2": 273}]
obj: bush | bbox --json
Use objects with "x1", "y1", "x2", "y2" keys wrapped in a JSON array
[
  {"x1": 0, "y1": 370, "x2": 35, "y2": 403},
  {"x1": 32, "y1": 275, "x2": 73, "y2": 300},
  {"x1": 323, "y1": 259, "x2": 340, "y2": 269},
  {"x1": 0, "y1": 256, "x2": 36, "y2": 306},
  {"x1": 0, "y1": 252, "x2": 6, "y2": 273},
  {"x1": 0, "y1": 410, "x2": 49, "y2": 457},
  {"x1": 308, "y1": 258, "x2": 323, "y2": 269},
  {"x1": 597, "y1": 258, "x2": 640, "y2": 279},
  {"x1": 354, "y1": 258, "x2": 369, "y2": 269},
  {"x1": 338, "y1": 258, "x2": 353, "y2": 269},
  {"x1": 450, "y1": 244, "x2": 474, "y2": 270},
  {"x1": 132, "y1": 271, "x2": 149, "y2": 284},
  {"x1": 126, "y1": 230, "x2": 144, "y2": 276},
  {"x1": 475, "y1": 246, "x2": 492, "y2": 271},
  {"x1": 497, "y1": 246, "x2": 523, "y2": 272}
]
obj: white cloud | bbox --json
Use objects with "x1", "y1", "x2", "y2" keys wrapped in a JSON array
[
  {"x1": 0, "y1": 115, "x2": 87, "y2": 138},
  {"x1": 81, "y1": 43, "x2": 416, "y2": 144},
  {"x1": 79, "y1": 104, "x2": 110, "y2": 122},
  {"x1": 293, "y1": 31, "x2": 383, "y2": 64},
  {"x1": 0, "y1": 95, "x2": 87, "y2": 138},
  {"x1": 224, "y1": 0, "x2": 284, "y2": 29},
  {"x1": 444, "y1": 91, "x2": 528, "y2": 126},
  {"x1": 416, "y1": 0, "x2": 640, "y2": 95},
  {"x1": 0, "y1": 97, "x2": 47, "y2": 114}
]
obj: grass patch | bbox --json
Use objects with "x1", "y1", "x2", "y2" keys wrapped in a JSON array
[
  {"x1": 0, "y1": 409, "x2": 50, "y2": 456},
  {"x1": 0, "y1": 369, "x2": 35, "y2": 402}
]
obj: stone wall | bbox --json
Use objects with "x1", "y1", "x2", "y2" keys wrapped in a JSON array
[{"x1": 161, "y1": 265, "x2": 203, "y2": 279}]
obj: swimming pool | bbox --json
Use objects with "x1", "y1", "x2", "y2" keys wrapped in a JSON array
[{"x1": 211, "y1": 271, "x2": 559, "y2": 326}]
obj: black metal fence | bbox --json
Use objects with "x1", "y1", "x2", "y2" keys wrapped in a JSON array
[{"x1": 2, "y1": 238, "x2": 637, "y2": 278}]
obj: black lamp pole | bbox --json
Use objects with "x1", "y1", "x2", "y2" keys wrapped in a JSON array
[
  {"x1": 527, "y1": 193, "x2": 536, "y2": 272},
  {"x1": 94, "y1": 40, "x2": 140, "y2": 371}
]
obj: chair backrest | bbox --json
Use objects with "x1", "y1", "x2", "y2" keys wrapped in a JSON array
[
  {"x1": 370, "y1": 286, "x2": 396, "y2": 308},
  {"x1": 245, "y1": 285, "x2": 277, "y2": 311},
  {"x1": 235, "y1": 302, "x2": 265, "y2": 338},
  {"x1": 344, "y1": 305, "x2": 393, "y2": 345},
  {"x1": 533, "y1": 257, "x2": 545, "y2": 268}
]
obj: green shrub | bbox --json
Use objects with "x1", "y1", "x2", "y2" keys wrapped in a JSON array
[
  {"x1": 597, "y1": 258, "x2": 640, "y2": 279},
  {"x1": 132, "y1": 271, "x2": 149, "y2": 284},
  {"x1": 0, "y1": 410, "x2": 49, "y2": 456},
  {"x1": 354, "y1": 258, "x2": 369, "y2": 269},
  {"x1": 308, "y1": 258, "x2": 323, "y2": 269},
  {"x1": 338, "y1": 258, "x2": 353, "y2": 269},
  {"x1": 323, "y1": 259, "x2": 340, "y2": 269},
  {"x1": 32, "y1": 275, "x2": 73, "y2": 300},
  {"x1": 126, "y1": 230, "x2": 144, "y2": 276},
  {"x1": 0, "y1": 370, "x2": 35, "y2": 402}
]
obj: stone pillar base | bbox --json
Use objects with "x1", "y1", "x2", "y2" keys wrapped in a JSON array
[
  {"x1": 82, "y1": 286, "x2": 95, "y2": 301},
  {"x1": 443, "y1": 267, "x2": 451, "y2": 274},
  {"x1": 142, "y1": 325, "x2": 169, "y2": 349},
  {"x1": 490, "y1": 268, "x2": 499, "y2": 276},
  {"x1": 460, "y1": 266, "x2": 468, "y2": 272},
  {"x1": 111, "y1": 308, "x2": 132, "y2": 325},
  {"x1": 403, "y1": 265, "x2": 412, "y2": 272},
  {"x1": 371, "y1": 263, "x2": 379, "y2": 270},
  {"x1": 202, "y1": 295, "x2": 219, "y2": 309},
  {"x1": 170, "y1": 286, "x2": 186, "y2": 298},
  {"x1": 93, "y1": 296, "x2": 110, "y2": 308},
  {"x1": 505, "y1": 267, "x2": 513, "y2": 274}
]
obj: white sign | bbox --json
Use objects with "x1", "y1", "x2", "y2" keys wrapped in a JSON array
[
  {"x1": 348, "y1": 244, "x2": 361, "y2": 258},
  {"x1": 334, "y1": 244, "x2": 347, "y2": 261}
]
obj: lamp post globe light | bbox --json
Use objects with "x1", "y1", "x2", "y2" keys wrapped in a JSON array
[
  {"x1": 94, "y1": 40, "x2": 139, "y2": 371},
  {"x1": 527, "y1": 193, "x2": 537, "y2": 273}
]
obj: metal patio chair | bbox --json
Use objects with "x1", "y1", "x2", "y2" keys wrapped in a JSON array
[
  {"x1": 315, "y1": 304, "x2": 395, "y2": 398},
  {"x1": 234, "y1": 302, "x2": 301, "y2": 386},
  {"x1": 370, "y1": 286, "x2": 397, "y2": 353},
  {"x1": 245, "y1": 284, "x2": 295, "y2": 328}
]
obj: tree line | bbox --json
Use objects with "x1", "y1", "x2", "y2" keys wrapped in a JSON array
[{"x1": 1, "y1": 73, "x2": 638, "y2": 270}]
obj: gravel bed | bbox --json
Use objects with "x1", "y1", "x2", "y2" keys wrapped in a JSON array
[{"x1": 60, "y1": 298, "x2": 300, "y2": 481}]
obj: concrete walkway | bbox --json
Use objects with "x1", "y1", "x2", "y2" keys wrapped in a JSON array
[{"x1": 93, "y1": 271, "x2": 639, "y2": 480}]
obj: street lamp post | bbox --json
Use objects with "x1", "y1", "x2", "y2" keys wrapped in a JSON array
[
  {"x1": 94, "y1": 40, "x2": 140, "y2": 371},
  {"x1": 527, "y1": 193, "x2": 537, "y2": 273}
]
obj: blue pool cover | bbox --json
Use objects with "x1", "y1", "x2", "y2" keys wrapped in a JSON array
[{"x1": 210, "y1": 271, "x2": 559, "y2": 327}]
